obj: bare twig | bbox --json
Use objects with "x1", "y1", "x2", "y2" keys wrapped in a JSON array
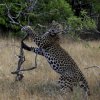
[
  {"x1": 5, "y1": 3, "x2": 23, "y2": 27},
  {"x1": 26, "y1": 0, "x2": 38, "y2": 12},
  {"x1": 15, "y1": 53, "x2": 37, "y2": 72},
  {"x1": 84, "y1": 66, "x2": 100, "y2": 69},
  {"x1": 11, "y1": 11, "x2": 22, "y2": 19},
  {"x1": 34, "y1": 24, "x2": 46, "y2": 30}
]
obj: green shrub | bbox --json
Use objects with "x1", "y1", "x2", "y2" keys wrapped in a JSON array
[
  {"x1": 68, "y1": 11, "x2": 96, "y2": 33},
  {"x1": 0, "y1": 0, "x2": 97, "y2": 37},
  {"x1": 0, "y1": 0, "x2": 73, "y2": 30}
]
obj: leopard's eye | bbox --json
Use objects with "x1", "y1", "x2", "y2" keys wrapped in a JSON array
[
  {"x1": 51, "y1": 29, "x2": 55, "y2": 32},
  {"x1": 49, "y1": 29, "x2": 56, "y2": 37}
]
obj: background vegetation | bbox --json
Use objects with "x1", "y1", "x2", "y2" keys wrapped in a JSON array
[{"x1": 0, "y1": 0, "x2": 100, "y2": 38}]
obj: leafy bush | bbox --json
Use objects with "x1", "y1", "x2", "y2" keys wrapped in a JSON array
[
  {"x1": 0, "y1": 0, "x2": 97, "y2": 37},
  {"x1": 0, "y1": 0, "x2": 72, "y2": 30},
  {"x1": 67, "y1": 10, "x2": 96, "y2": 34}
]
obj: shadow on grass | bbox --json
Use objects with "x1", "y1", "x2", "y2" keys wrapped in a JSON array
[
  {"x1": 0, "y1": 78, "x2": 100, "y2": 99},
  {"x1": 25, "y1": 81, "x2": 62, "y2": 97},
  {"x1": 0, "y1": 78, "x2": 61, "y2": 97}
]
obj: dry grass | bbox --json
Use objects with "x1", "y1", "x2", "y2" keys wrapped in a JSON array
[{"x1": 0, "y1": 38, "x2": 100, "y2": 100}]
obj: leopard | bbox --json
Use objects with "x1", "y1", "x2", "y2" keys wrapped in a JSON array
[{"x1": 21, "y1": 26, "x2": 90, "y2": 96}]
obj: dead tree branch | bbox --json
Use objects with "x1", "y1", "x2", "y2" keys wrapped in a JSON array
[
  {"x1": 84, "y1": 65, "x2": 100, "y2": 78},
  {"x1": 84, "y1": 66, "x2": 100, "y2": 70},
  {"x1": 11, "y1": 33, "x2": 37, "y2": 81},
  {"x1": 26, "y1": 0, "x2": 38, "y2": 12},
  {"x1": 5, "y1": 3, "x2": 23, "y2": 27}
]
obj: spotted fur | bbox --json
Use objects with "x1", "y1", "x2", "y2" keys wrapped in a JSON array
[{"x1": 22, "y1": 26, "x2": 90, "y2": 95}]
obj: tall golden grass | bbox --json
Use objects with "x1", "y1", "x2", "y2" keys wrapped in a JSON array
[{"x1": 0, "y1": 38, "x2": 100, "y2": 100}]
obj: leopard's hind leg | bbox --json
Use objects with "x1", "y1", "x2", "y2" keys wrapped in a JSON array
[{"x1": 58, "y1": 75, "x2": 74, "y2": 93}]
